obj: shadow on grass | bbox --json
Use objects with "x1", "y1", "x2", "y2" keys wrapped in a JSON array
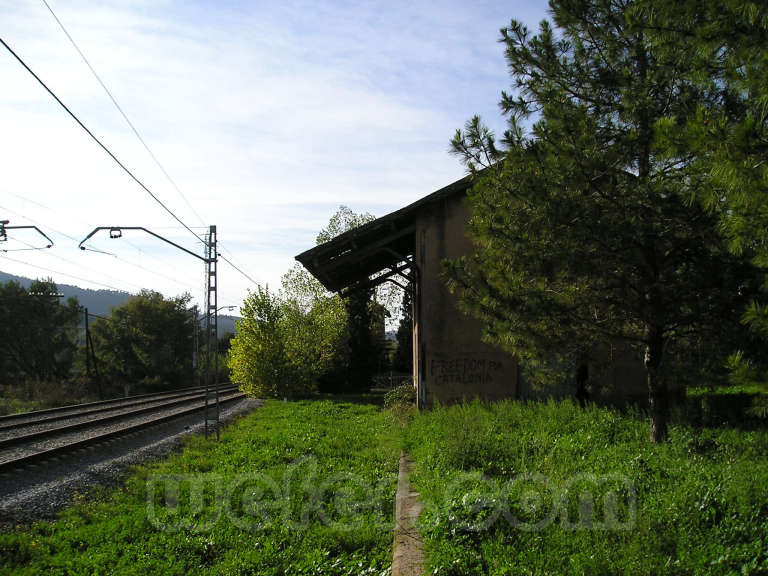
[
  {"x1": 299, "y1": 390, "x2": 388, "y2": 406},
  {"x1": 597, "y1": 391, "x2": 768, "y2": 432},
  {"x1": 676, "y1": 392, "x2": 768, "y2": 431}
]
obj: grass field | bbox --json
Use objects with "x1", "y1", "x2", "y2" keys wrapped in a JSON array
[
  {"x1": 0, "y1": 399, "x2": 400, "y2": 575},
  {"x1": 403, "y1": 399, "x2": 768, "y2": 575},
  {"x1": 2, "y1": 395, "x2": 767, "y2": 575}
]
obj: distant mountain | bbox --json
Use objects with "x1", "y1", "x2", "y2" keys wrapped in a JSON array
[
  {"x1": 216, "y1": 315, "x2": 240, "y2": 336},
  {"x1": 0, "y1": 270, "x2": 132, "y2": 316},
  {"x1": 0, "y1": 271, "x2": 240, "y2": 335}
]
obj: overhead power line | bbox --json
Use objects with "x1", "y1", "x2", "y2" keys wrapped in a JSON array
[
  {"x1": 37, "y1": 6, "x2": 263, "y2": 289},
  {"x1": 0, "y1": 236, "x2": 47, "y2": 252},
  {"x1": 0, "y1": 36, "x2": 204, "y2": 246},
  {"x1": 3, "y1": 34, "x2": 262, "y2": 290},
  {"x1": 40, "y1": 0, "x2": 207, "y2": 228},
  {"x1": 0, "y1": 221, "x2": 54, "y2": 251},
  {"x1": 0, "y1": 202, "x2": 199, "y2": 293},
  {"x1": 11, "y1": 238, "x2": 147, "y2": 292},
  {"x1": 219, "y1": 253, "x2": 261, "y2": 286},
  {"x1": 7, "y1": 236, "x2": 53, "y2": 252},
  {"x1": 0, "y1": 253, "x2": 125, "y2": 292},
  {"x1": 0, "y1": 202, "x2": 81, "y2": 243}
]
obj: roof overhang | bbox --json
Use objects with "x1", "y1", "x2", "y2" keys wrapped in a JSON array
[{"x1": 295, "y1": 174, "x2": 473, "y2": 294}]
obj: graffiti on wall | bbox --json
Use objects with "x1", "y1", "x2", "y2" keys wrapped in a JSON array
[{"x1": 430, "y1": 357, "x2": 504, "y2": 386}]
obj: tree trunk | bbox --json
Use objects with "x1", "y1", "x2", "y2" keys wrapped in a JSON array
[{"x1": 645, "y1": 329, "x2": 668, "y2": 442}]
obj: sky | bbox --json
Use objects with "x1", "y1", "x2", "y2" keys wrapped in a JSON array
[{"x1": 0, "y1": 0, "x2": 551, "y2": 312}]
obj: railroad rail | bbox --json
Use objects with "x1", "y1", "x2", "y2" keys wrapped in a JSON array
[
  {"x1": 0, "y1": 383, "x2": 230, "y2": 425},
  {"x1": 0, "y1": 385, "x2": 236, "y2": 434},
  {"x1": 0, "y1": 386, "x2": 237, "y2": 444},
  {"x1": 0, "y1": 385, "x2": 247, "y2": 474}
]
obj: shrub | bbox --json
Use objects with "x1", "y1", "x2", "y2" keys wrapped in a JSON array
[
  {"x1": 383, "y1": 383, "x2": 416, "y2": 410},
  {"x1": 228, "y1": 284, "x2": 347, "y2": 398}
]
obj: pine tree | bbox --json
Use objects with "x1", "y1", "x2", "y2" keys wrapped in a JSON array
[
  {"x1": 643, "y1": 1, "x2": 768, "y2": 385},
  {"x1": 448, "y1": 0, "x2": 758, "y2": 442}
]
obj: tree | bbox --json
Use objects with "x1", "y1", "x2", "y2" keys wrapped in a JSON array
[
  {"x1": 640, "y1": 1, "x2": 768, "y2": 387},
  {"x1": 318, "y1": 208, "x2": 395, "y2": 391},
  {"x1": 0, "y1": 279, "x2": 80, "y2": 387},
  {"x1": 281, "y1": 263, "x2": 349, "y2": 393},
  {"x1": 343, "y1": 288, "x2": 379, "y2": 391},
  {"x1": 228, "y1": 286, "x2": 290, "y2": 397},
  {"x1": 391, "y1": 285, "x2": 413, "y2": 374},
  {"x1": 447, "y1": 0, "x2": 758, "y2": 442},
  {"x1": 228, "y1": 206, "x2": 382, "y2": 396},
  {"x1": 228, "y1": 275, "x2": 348, "y2": 398},
  {"x1": 316, "y1": 206, "x2": 391, "y2": 390},
  {"x1": 316, "y1": 205, "x2": 375, "y2": 244},
  {"x1": 89, "y1": 290, "x2": 194, "y2": 394}
]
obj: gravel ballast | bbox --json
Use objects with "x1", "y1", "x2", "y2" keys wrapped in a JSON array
[
  {"x1": 0, "y1": 397, "x2": 262, "y2": 525},
  {"x1": 0, "y1": 391, "x2": 245, "y2": 465}
]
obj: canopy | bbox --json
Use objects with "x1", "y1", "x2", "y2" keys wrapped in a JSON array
[{"x1": 295, "y1": 174, "x2": 472, "y2": 294}]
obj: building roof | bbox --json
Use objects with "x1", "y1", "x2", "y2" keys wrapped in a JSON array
[{"x1": 295, "y1": 174, "x2": 473, "y2": 293}]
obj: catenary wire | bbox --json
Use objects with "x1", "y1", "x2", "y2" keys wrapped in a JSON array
[
  {"x1": 0, "y1": 202, "x2": 82, "y2": 243},
  {"x1": 35, "y1": 8, "x2": 262, "y2": 288},
  {"x1": 7, "y1": 237, "x2": 146, "y2": 292},
  {"x1": 219, "y1": 254, "x2": 260, "y2": 286},
  {"x1": 0, "y1": 253, "x2": 124, "y2": 291},
  {"x1": 40, "y1": 0, "x2": 207, "y2": 228},
  {"x1": 6, "y1": 192, "x2": 208, "y2": 235},
  {"x1": 2, "y1": 37, "x2": 261, "y2": 289},
  {"x1": 6, "y1": 193, "x2": 204, "y2": 276},
  {"x1": 0, "y1": 202, "x2": 200, "y2": 293},
  {"x1": 0, "y1": 36, "x2": 204, "y2": 247}
]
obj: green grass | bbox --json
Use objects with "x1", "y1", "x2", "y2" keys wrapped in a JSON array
[
  {"x1": 686, "y1": 384, "x2": 768, "y2": 397},
  {"x1": 403, "y1": 399, "x2": 768, "y2": 576},
  {"x1": 0, "y1": 397, "x2": 49, "y2": 416},
  {"x1": 0, "y1": 399, "x2": 400, "y2": 575},
  {"x1": 0, "y1": 395, "x2": 105, "y2": 416},
  {"x1": 4, "y1": 395, "x2": 768, "y2": 575}
]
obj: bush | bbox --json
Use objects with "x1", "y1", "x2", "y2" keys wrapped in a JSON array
[
  {"x1": 383, "y1": 383, "x2": 416, "y2": 410},
  {"x1": 228, "y1": 285, "x2": 346, "y2": 398},
  {"x1": 0, "y1": 380, "x2": 94, "y2": 414}
]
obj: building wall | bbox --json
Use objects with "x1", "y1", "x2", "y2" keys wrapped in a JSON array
[
  {"x1": 411, "y1": 192, "x2": 654, "y2": 408},
  {"x1": 414, "y1": 195, "x2": 518, "y2": 406}
]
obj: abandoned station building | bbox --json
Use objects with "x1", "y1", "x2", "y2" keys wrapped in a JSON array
[{"x1": 296, "y1": 175, "x2": 648, "y2": 408}]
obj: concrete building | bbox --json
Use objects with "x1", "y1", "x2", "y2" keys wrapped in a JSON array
[{"x1": 296, "y1": 175, "x2": 649, "y2": 408}]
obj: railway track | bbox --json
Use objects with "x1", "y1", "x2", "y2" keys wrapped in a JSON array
[
  {"x1": 0, "y1": 383, "x2": 230, "y2": 427},
  {"x1": 0, "y1": 384, "x2": 237, "y2": 437},
  {"x1": 0, "y1": 385, "x2": 247, "y2": 474}
]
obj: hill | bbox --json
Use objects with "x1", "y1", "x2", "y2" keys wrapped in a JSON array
[
  {"x1": 0, "y1": 271, "x2": 240, "y2": 334},
  {"x1": 0, "y1": 270, "x2": 131, "y2": 316}
]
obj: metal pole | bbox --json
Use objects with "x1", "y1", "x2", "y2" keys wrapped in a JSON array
[
  {"x1": 78, "y1": 224, "x2": 221, "y2": 438},
  {"x1": 88, "y1": 326, "x2": 103, "y2": 400},
  {"x1": 84, "y1": 308, "x2": 103, "y2": 400},
  {"x1": 204, "y1": 225, "x2": 219, "y2": 440},
  {"x1": 192, "y1": 305, "x2": 199, "y2": 379},
  {"x1": 84, "y1": 307, "x2": 90, "y2": 378},
  {"x1": 204, "y1": 235, "x2": 211, "y2": 440},
  {"x1": 209, "y1": 226, "x2": 220, "y2": 440}
]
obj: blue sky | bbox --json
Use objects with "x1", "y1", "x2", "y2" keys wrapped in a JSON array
[{"x1": 1, "y1": 0, "x2": 551, "y2": 309}]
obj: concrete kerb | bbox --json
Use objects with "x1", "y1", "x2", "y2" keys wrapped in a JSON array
[{"x1": 392, "y1": 452, "x2": 424, "y2": 576}]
